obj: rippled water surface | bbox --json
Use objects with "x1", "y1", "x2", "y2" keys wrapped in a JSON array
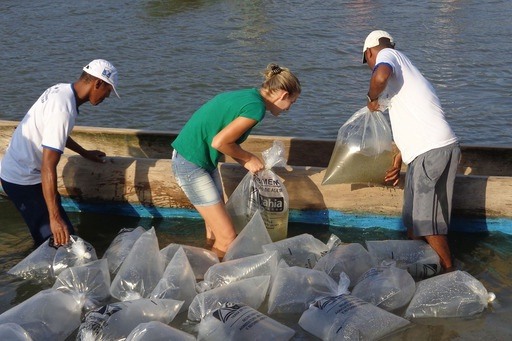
[{"x1": 1, "y1": 0, "x2": 511, "y2": 145}]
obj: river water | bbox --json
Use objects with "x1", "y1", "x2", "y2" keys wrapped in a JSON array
[
  {"x1": 1, "y1": 1, "x2": 512, "y2": 340},
  {"x1": 1, "y1": 0, "x2": 511, "y2": 146}
]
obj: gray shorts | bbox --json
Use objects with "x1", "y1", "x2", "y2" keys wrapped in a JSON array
[{"x1": 402, "y1": 143, "x2": 461, "y2": 237}]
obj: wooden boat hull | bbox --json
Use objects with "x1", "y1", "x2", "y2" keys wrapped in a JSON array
[{"x1": 1, "y1": 120, "x2": 511, "y2": 234}]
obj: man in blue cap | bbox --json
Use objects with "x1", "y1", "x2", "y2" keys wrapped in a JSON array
[{"x1": 0, "y1": 59, "x2": 120, "y2": 247}]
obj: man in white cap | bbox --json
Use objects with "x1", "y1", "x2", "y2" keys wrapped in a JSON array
[
  {"x1": 362, "y1": 30, "x2": 460, "y2": 272},
  {"x1": 0, "y1": 59, "x2": 119, "y2": 247}
]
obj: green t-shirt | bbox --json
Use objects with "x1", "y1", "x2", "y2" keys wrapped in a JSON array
[{"x1": 172, "y1": 88, "x2": 266, "y2": 171}]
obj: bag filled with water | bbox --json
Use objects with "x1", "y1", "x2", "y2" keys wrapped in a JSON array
[{"x1": 322, "y1": 107, "x2": 393, "y2": 185}]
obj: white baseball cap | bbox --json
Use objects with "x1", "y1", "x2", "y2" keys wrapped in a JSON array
[
  {"x1": 362, "y1": 30, "x2": 394, "y2": 63},
  {"x1": 83, "y1": 59, "x2": 120, "y2": 98}
]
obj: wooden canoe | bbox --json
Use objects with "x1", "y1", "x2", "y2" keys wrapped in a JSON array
[{"x1": 1, "y1": 120, "x2": 511, "y2": 234}]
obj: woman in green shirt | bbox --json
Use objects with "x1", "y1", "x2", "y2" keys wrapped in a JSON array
[{"x1": 172, "y1": 63, "x2": 301, "y2": 259}]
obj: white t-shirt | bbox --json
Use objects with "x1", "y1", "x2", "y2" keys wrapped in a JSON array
[
  {"x1": 376, "y1": 49, "x2": 457, "y2": 164},
  {"x1": 0, "y1": 83, "x2": 78, "y2": 185}
]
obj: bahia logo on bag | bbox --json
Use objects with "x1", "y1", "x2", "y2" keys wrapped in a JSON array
[{"x1": 259, "y1": 195, "x2": 284, "y2": 212}]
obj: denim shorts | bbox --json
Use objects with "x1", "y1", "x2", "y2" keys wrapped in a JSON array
[{"x1": 171, "y1": 150, "x2": 223, "y2": 206}]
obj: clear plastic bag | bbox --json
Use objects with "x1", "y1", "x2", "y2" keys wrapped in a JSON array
[
  {"x1": 322, "y1": 107, "x2": 393, "y2": 185},
  {"x1": 8, "y1": 235, "x2": 97, "y2": 282},
  {"x1": 263, "y1": 233, "x2": 329, "y2": 269},
  {"x1": 267, "y1": 266, "x2": 340, "y2": 314},
  {"x1": 198, "y1": 303, "x2": 295, "y2": 341},
  {"x1": 150, "y1": 247, "x2": 197, "y2": 313},
  {"x1": 313, "y1": 242, "x2": 373, "y2": 286},
  {"x1": 351, "y1": 262, "x2": 416, "y2": 311},
  {"x1": 53, "y1": 235, "x2": 97, "y2": 276},
  {"x1": 110, "y1": 227, "x2": 165, "y2": 301},
  {"x1": 160, "y1": 243, "x2": 219, "y2": 281},
  {"x1": 365, "y1": 240, "x2": 441, "y2": 280},
  {"x1": 197, "y1": 251, "x2": 278, "y2": 292},
  {"x1": 299, "y1": 293, "x2": 410, "y2": 340},
  {"x1": 52, "y1": 259, "x2": 111, "y2": 313},
  {"x1": 7, "y1": 238, "x2": 58, "y2": 281},
  {"x1": 102, "y1": 227, "x2": 146, "y2": 276},
  {"x1": 226, "y1": 141, "x2": 289, "y2": 241},
  {"x1": 404, "y1": 270, "x2": 496, "y2": 319},
  {"x1": 188, "y1": 275, "x2": 271, "y2": 322},
  {"x1": 223, "y1": 210, "x2": 272, "y2": 262},
  {"x1": 77, "y1": 298, "x2": 183, "y2": 341},
  {"x1": 0, "y1": 289, "x2": 83, "y2": 341}
]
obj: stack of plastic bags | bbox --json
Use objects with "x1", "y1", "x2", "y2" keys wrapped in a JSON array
[{"x1": 1, "y1": 218, "x2": 496, "y2": 340}]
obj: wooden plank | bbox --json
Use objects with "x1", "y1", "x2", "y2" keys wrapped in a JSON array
[
  {"x1": 2, "y1": 119, "x2": 511, "y2": 176},
  {"x1": 50, "y1": 155, "x2": 512, "y2": 219},
  {"x1": 2, "y1": 119, "x2": 512, "y2": 220}
]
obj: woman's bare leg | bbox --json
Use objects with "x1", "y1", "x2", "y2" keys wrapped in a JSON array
[
  {"x1": 204, "y1": 224, "x2": 215, "y2": 246},
  {"x1": 195, "y1": 202, "x2": 236, "y2": 257}
]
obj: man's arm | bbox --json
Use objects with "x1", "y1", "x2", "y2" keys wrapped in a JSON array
[
  {"x1": 41, "y1": 148, "x2": 70, "y2": 246},
  {"x1": 367, "y1": 64, "x2": 393, "y2": 111},
  {"x1": 66, "y1": 136, "x2": 106, "y2": 162}
]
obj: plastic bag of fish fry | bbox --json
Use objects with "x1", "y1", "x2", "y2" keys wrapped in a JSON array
[
  {"x1": 227, "y1": 141, "x2": 289, "y2": 241},
  {"x1": 262, "y1": 233, "x2": 329, "y2": 269},
  {"x1": 299, "y1": 293, "x2": 410, "y2": 340},
  {"x1": 322, "y1": 106, "x2": 393, "y2": 185},
  {"x1": 198, "y1": 303, "x2": 295, "y2": 341},
  {"x1": 188, "y1": 275, "x2": 270, "y2": 322},
  {"x1": 313, "y1": 242, "x2": 373, "y2": 286},
  {"x1": 267, "y1": 266, "x2": 340, "y2": 314},
  {"x1": 351, "y1": 262, "x2": 416, "y2": 311},
  {"x1": 52, "y1": 235, "x2": 97, "y2": 276},
  {"x1": 52, "y1": 259, "x2": 111, "y2": 313},
  {"x1": 110, "y1": 227, "x2": 165, "y2": 301},
  {"x1": 223, "y1": 210, "x2": 272, "y2": 261},
  {"x1": 150, "y1": 247, "x2": 197, "y2": 313},
  {"x1": 160, "y1": 243, "x2": 219, "y2": 281},
  {"x1": 404, "y1": 270, "x2": 496, "y2": 319},
  {"x1": 197, "y1": 251, "x2": 278, "y2": 292},
  {"x1": 365, "y1": 239, "x2": 441, "y2": 280},
  {"x1": 77, "y1": 298, "x2": 183, "y2": 341},
  {"x1": 8, "y1": 235, "x2": 97, "y2": 282},
  {"x1": 102, "y1": 226, "x2": 146, "y2": 276},
  {"x1": 0, "y1": 289, "x2": 82, "y2": 341},
  {"x1": 7, "y1": 237, "x2": 59, "y2": 281}
]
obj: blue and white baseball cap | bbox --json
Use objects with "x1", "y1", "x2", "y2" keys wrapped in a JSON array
[
  {"x1": 362, "y1": 30, "x2": 394, "y2": 63},
  {"x1": 83, "y1": 59, "x2": 120, "y2": 98}
]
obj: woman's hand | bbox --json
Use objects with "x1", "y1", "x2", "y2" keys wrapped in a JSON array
[{"x1": 242, "y1": 154, "x2": 265, "y2": 174}]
